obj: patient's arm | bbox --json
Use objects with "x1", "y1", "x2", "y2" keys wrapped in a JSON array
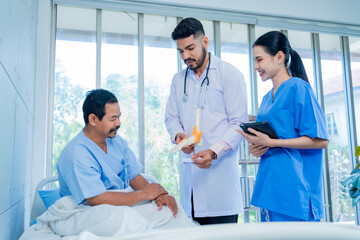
[
  {"x1": 129, "y1": 174, "x2": 150, "y2": 190},
  {"x1": 86, "y1": 175, "x2": 167, "y2": 207}
]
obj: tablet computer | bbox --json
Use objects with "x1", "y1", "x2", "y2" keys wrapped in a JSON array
[{"x1": 239, "y1": 121, "x2": 279, "y2": 139}]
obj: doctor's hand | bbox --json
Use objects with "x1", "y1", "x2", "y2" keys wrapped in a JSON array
[
  {"x1": 249, "y1": 143, "x2": 269, "y2": 158},
  {"x1": 191, "y1": 149, "x2": 215, "y2": 169},
  {"x1": 236, "y1": 128, "x2": 273, "y2": 147},
  {"x1": 175, "y1": 133, "x2": 194, "y2": 154},
  {"x1": 155, "y1": 194, "x2": 178, "y2": 217}
]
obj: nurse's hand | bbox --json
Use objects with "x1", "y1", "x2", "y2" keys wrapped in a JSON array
[
  {"x1": 191, "y1": 149, "x2": 215, "y2": 169},
  {"x1": 142, "y1": 183, "x2": 168, "y2": 201},
  {"x1": 155, "y1": 194, "x2": 178, "y2": 217},
  {"x1": 249, "y1": 144, "x2": 269, "y2": 158},
  {"x1": 236, "y1": 128, "x2": 273, "y2": 147},
  {"x1": 176, "y1": 133, "x2": 194, "y2": 154}
]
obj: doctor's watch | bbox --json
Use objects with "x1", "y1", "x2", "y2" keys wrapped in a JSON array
[{"x1": 209, "y1": 149, "x2": 217, "y2": 160}]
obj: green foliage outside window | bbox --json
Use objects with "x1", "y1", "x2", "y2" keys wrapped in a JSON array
[
  {"x1": 328, "y1": 142, "x2": 354, "y2": 222},
  {"x1": 52, "y1": 60, "x2": 84, "y2": 175},
  {"x1": 52, "y1": 60, "x2": 180, "y2": 200}
]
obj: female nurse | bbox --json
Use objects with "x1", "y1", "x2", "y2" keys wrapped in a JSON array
[{"x1": 237, "y1": 31, "x2": 328, "y2": 222}]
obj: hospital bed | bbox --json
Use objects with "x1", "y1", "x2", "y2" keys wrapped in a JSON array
[
  {"x1": 30, "y1": 175, "x2": 59, "y2": 224},
  {"x1": 22, "y1": 174, "x2": 360, "y2": 240},
  {"x1": 29, "y1": 173, "x2": 158, "y2": 225},
  {"x1": 118, "y1": 222, "x2": 360, "y2": 240}
]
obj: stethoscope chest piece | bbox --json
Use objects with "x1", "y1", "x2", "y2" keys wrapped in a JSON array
[{"x1": 182, "y1": 93, "x2": 188, "y2": 102}]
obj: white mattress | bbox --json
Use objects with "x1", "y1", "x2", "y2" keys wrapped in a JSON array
[{"x1": 118, "y1": 222, "x2": 360, "y2": 240}]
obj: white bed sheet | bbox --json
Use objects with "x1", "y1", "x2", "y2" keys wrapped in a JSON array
[
  {"x1": 19, "y1": 192, "x2": 196, "y2": 240},
  {"x1": 118, "y1": 221, "x2": 360, "y2": 240}
]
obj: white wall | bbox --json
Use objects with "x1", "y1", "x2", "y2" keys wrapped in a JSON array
[
  {"x1": 0, "y1": 0, "x2": 38, "y2": 239},
  {"x1": 137, "y1": 0, "x2": 360, "y2": 26}
]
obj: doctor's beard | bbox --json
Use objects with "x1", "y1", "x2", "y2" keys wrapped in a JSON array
[{"x1": 184, "y1": 47, "x2": 207, "y2": 71}]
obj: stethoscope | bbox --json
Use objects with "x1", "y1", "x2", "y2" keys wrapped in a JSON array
[{"x1": 182, "y1": 52, "x2": 211, "y2": 102}]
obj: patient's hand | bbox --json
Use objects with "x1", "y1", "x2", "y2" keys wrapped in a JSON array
[
  {"x1": 142, "y1": 183, "x2": 168, "y2": 201},
  {"x1": 155, "y1": 194, "x2": 178, "y2": 217}
]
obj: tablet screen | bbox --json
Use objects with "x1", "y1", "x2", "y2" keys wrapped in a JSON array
[{"x1": 239, "y1": 121, "x2": 279, "y2": 139}]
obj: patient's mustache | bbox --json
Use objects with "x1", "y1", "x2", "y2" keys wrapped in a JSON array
[{"x1": 110, "y1": 126, "x2": 120, "y2": 133}]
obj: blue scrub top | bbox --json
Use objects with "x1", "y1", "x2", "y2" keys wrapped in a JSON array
[
  {"x1": 57, "y1": 130, "x2": 143, "y2": 205},
  {"x1": 251, "y1": 77, "x2": 328, "y2": 220}
]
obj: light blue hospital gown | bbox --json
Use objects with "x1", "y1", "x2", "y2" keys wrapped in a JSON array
[
  {"x1": 251, "y1": 77, "x2": 328, "y2": 220},
  {"x1": 57, "y1": 130, "x2": 143, "y2": 204}
]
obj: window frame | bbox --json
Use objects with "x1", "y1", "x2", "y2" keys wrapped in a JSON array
[{"x1": 48, "y1": 2, "x2": 360, "y2": 225}]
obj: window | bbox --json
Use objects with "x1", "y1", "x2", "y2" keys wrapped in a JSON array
[
  {"x1": 349, "y1": 36, "x2": 360, "y2": 145},
  {"x1": 201, "y1": 19, "x2": 215, "y2": 54},
  {"x1": 101, "y1": 10, "x2": 139, "y2": 156},
  {"x1": 288, "y1": 30, "x2": 315, "y2": 90},
  {"x1": 326, "y1": 113, "x2": 338, "y2": 136},
  {"x1": 320, "y1": 33, "x2": 353, "y2": 223},
  {"x1": 50, "y1": 3, "x2": 360, "y2": 225},
  {"x1": 220, "y1": 22, "x2": 251, "y2": 114},
  {"x1": 53, "y1": 6, "x2": 97, "y2": 175},
  {"x1": 143, "y1": 14, "x2": 180, "y2": 200}
]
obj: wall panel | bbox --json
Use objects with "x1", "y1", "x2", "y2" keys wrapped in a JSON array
[{"x1": 0, "y1": 68, "x2": 16, "y2": 214}]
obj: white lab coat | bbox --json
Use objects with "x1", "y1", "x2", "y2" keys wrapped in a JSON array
[{"x1": 165, "y1": 54, "x2": 248, "y2": 217}]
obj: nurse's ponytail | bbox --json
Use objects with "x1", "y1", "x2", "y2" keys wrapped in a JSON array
[
  {"x1": 253, "y1": 31, "x2": 309, "y2": 83},
  {"x1": 288, "y1": 48, "x2": 309, "y2": 83}
]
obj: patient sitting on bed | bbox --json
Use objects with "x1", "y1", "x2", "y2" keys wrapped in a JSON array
[
  {"x1": 19, "y1": 89, "x2": 194, "y2": 239},
  {"x1": 57, "y1": 89, "x2": 178, "y2": 214}
]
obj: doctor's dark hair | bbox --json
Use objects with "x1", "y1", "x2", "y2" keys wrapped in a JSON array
[
  {"x1": 171, "y1": 17, "x2": 205, "y2": 40},
  {"x1": 82, "y1": 89, "x2": 118, "y2": 125},
  {"x1": 253, "y1": 31, "x2": 309, "y2": 83}
]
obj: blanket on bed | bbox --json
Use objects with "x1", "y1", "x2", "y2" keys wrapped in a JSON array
[{"x1": 20, "y1": 194, "x2": 196, "y2": 240}]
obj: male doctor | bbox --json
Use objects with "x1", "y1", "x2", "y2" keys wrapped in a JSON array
[{"x1": 165, "y1": 17, "x2": 248, "y2": 225}]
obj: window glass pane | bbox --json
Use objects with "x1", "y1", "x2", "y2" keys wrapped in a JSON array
[
  {"x1": 52, "y1": 6, "x2": 96, "y2": 174},
  {"x1": 201, "y1": 20, "x2": 215, "y2": 54},
  {"x1": 288, "y1": 30, "x2": 315, "y2": 90},
  {"x1": 320, "y1": 34, "x2": 353, "y2": 223},
  {"x1": 101, "y1": 10, "x2": 139, "y2": 157},
  {"x1": 349, "y1": 36, "x2": 360, "y2": 146},
  {"x1": 254, "y1": 27, "x2": 280, "y2": 109},
  {"x1": 220, "y1": 22, "x2": 251, "y2": 114},
  {"x1": 144, "y1": 14, "x2": 180, "y2": 200}
]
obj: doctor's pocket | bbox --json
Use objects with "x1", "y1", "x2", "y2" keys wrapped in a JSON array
[{"x1": 205, "y1": 86, "x2": 225, "y2": 114}]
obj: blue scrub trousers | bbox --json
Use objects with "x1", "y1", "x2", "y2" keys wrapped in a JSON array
[{"x1": 260, "y1": 209, "x2": 320, "y2": 222}]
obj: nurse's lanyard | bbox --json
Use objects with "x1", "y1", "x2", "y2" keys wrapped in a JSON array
[{"x1": 182, "y1": 52, "x2": 211, "y2": 147}]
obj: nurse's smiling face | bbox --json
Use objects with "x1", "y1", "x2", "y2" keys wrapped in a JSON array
[
  {"x1": 253, "y1": 45, "x2": 284, "y2": 82},
  {"x1": 96, "y1": 103, "x2": 121, "y2": 139}
]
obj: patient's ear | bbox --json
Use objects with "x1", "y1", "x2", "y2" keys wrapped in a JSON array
[{"x1": 88, "y1": 113, "x2": 97, "y2": 126}]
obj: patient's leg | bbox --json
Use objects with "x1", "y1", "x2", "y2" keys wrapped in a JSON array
[
  {"x1": 133, "y1": 200, "x2": 197, "y2": 229},
  {"x1": 51, "y1": 204, "x2": 151, "y2": 236}
]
